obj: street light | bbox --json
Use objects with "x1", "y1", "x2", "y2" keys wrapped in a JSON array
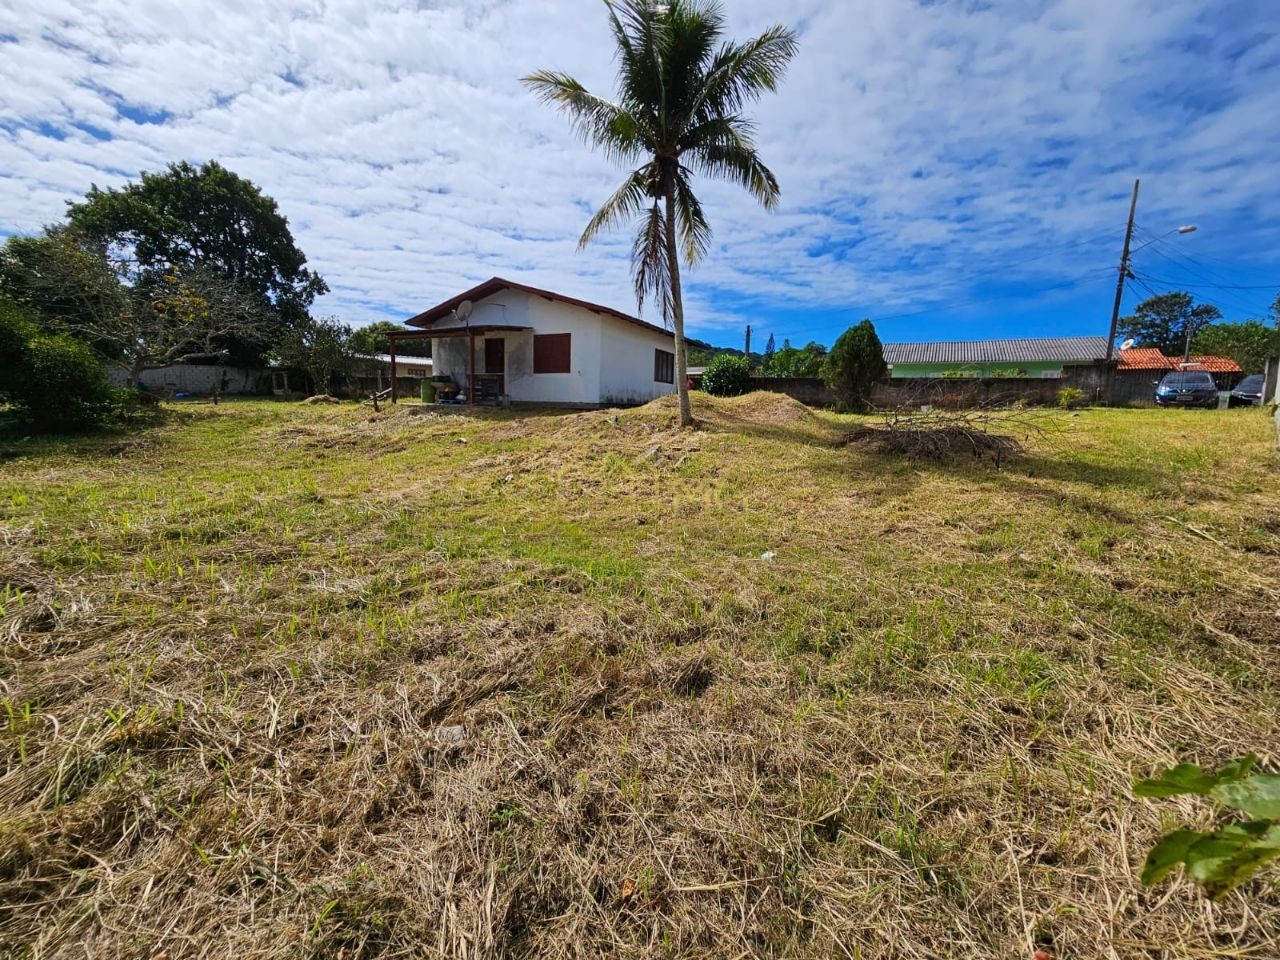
[{"x1": 1128, "y1": 223, "x2": 1198, "y2": 256}]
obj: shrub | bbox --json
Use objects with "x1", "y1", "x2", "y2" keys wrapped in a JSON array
[
  {"x1": 19, "y1": 333, "x2": 115, "y2": 431},
  {"x1": 822, "y1": 319, "x2": 886, "y2": 411},
  {"x1": 700, "y1": 354, "x2": 752, "y2": 397},
  {"x1": 1056, "y1": 386, "x2": 1087, "y2": 409},
  {"x1": 1, "y1": 290, "x2": 118, "y2": 432},
  {"x1": 0, "y1": 295, "x2": 37, "y2": 401}
]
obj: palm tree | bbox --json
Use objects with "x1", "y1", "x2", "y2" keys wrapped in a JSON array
[{"x1": 524, "y1": 0, "x2": 797, "y2": 427}]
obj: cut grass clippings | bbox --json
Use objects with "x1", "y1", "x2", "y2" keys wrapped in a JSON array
[{"x1": 0, "y1": 392, "x2": 1278, "y2": 959}]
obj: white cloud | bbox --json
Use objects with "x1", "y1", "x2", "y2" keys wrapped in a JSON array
[{"x1": 1, "y1": 0, "x2": 1277, "y2": 343}]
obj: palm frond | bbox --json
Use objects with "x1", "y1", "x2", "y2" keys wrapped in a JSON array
[
  {"x1": 579, "y1": 165, "x2": 659, "y2": 249},
  {"x1": 631, "y1": 201, "x2": 671, "y2": 321},
  {"x1": 521, "y1": 70, "x2": 647, "y2": 163},
  {"x1": 607, "y1": 1, "x2": 667, "y2": 130},
  {"x1": 685, "y1": 140, "x2": 780, "y2": 208},
  {"x1": 672, "y1": 168, "x2": 712, "y2": 264},
  {"x1": 658, "y1": 0, "x2": 724, "y2": 127},
  {"x1": 677, "y1": 114, "x2": 755, "y2": 153},
  {"x1": 692, "y1": 25, "x2": 798, "y2": 119}
]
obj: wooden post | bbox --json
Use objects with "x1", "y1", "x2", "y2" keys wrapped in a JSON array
[
  {"x1": 468, "y1": 329, "x2": 476, "y2": 405},
  {"x1": 390, "y1": 336, "x2": 398, "y2": 404}
]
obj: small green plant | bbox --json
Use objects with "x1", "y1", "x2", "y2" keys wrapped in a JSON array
[
  {"x1": 1135, "y1": 754, "x2": 1280, "y2": 899},
  {"x1": 1056, "y1": 386, "x2": 1087, "y2": 410},
  {"x1": 700, "y1": 354, "x2": 752, "y2": 397}
]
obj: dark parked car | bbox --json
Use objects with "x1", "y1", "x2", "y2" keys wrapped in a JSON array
[
  {"x1": 1229, "y1": 374, "x2": 1265, "y2": 407},
  {"x1": 1154, "y1": 370, "x2": 1219, "y2": 408}
]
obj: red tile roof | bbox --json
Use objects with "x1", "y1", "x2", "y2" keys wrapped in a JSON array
[
  {"x1": 1116, "y1": 348, "x2": 1242, "y2": 374},
  {"x1": 1116, "y1": 347, "x2": 1173, "y2": 370},
  {"x1": 1182, "y1": 355, "x2": 1243, "y2": 374}
]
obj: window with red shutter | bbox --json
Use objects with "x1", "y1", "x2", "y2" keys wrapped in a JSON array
[{"x1": 533, "y1": 333, "x2": 571, "y2": 374}]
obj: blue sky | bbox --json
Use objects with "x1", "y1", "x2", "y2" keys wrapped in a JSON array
[{"x1": 2, "y1": 0, "x2": 1278, "y2": 351}]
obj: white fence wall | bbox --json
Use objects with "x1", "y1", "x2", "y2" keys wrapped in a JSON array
[{"x1": 108, "y1": 364, "x2": 268, "y2": 394}]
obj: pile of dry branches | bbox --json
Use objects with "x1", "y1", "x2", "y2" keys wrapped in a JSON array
[{"x1": 843, "y1": 406, "x2": 1053, "y2": 463}]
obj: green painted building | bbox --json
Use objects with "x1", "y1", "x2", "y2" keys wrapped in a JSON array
[{"x1": 884, "y1": 336, "x2": 1109, "y2": 379}]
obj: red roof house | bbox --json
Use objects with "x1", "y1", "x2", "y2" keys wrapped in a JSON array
[
  {"x1": 1116, "y1": 348, "x2": 1174, "y2": 371},
  {"x1": 1117, "y1": 348, "x2": 1242, "y2": 375}
]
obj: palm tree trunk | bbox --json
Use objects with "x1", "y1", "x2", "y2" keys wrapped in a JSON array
[{"x1": 662, "y1": 185, "x2": 694, "y2": 428}]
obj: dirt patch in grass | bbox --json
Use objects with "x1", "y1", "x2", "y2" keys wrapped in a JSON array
[{"x1": 1, "y1": 400, "x2": 1278, "y2": 958}]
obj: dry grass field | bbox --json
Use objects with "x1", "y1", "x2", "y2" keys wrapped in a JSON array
[{"x1": 1, "y1": 394, "x2": 1278, "y2": 959}]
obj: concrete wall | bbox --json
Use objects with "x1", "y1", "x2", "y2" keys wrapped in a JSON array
[
  {"x1": 108, "y1": 364, "x2": 268, "y2": 395},
  {"x1": 751, "y1": 363, "x2": 1112, "y2": 410},
  {"x1": 427, "y1": 288, "x2": 675, "y2": 406}
]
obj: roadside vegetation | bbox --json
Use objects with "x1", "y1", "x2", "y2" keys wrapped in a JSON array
[{"x1": 2, "y1": 394, "x2": 1276, "y2": 958}]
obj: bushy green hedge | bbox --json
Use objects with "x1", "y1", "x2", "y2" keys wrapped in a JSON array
[
  {"x1": 700, "y1": 354, "x2": 752, "y2": 397},
  {"x1": 822, "y1": 319, "x2": 886, "y2": 412},
  {"x1": 0, "y1": 294, "x2": 117, "y2": 432}
]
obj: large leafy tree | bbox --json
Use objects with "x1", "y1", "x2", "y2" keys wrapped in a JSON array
[
  {"x1": 65, "y1": 160, "x2": 326, "y2": 362},
  {"x1": 0, "y1": 229, "x2": 274, "y2": 387},
  {"x1": 0, "y1": 231, "x2": 126, "y2": 353},
  {"x1": 1192, "y1": 320, "x2": 1278, "y2": 374},
  {"x1": 1118, "y1": 291, "x2": 1222, "y2": 358},
  {"x1": 350, "y1": 319, "x2": 431, "y2": 358},
  {"x1": 525, "y1": 0, "x2": 797, "y2": 427}
]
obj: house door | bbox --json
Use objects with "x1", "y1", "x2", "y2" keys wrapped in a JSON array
[{"x1": 483, "y1": 337, "x2": 505, "y2": 398}]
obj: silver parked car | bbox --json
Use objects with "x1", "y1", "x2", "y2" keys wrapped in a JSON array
[{"x1": 1229, "y1": 374, "x2": 1264, "y2": 407}]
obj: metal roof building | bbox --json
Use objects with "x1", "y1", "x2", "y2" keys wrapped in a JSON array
[{"x1": 883, "y1": 336, "x2": 1109, "y2": 366}]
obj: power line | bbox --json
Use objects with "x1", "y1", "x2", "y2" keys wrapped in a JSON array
[
  {"x1": 1128, "y1": 271, "x2": 1271, "y2": 320},
  {"x1": 1129, "y1": 272, "x2": 1279, "y2": 292},
  {"x1": 1131, "y1": 225, "x2": 1257, "y2": 288},
  {"x1": 1127, "y1": 244, "x2": 1274, "y2": 316}
]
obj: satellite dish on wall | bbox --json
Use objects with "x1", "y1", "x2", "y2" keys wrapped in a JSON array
[{"x1": 456, "y1": 300, "x2": 474, "y2": 322}]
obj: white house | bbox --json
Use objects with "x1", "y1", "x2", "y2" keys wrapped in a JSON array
[
  {"x1": 394, "y1": 277, "x2": 679, "y2": 407},
  {"x1": 357, "y1": 354, "x2": 432, "y2": 377}
]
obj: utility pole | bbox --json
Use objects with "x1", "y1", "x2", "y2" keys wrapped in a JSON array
[
  {"x1": 1102, "y1": 179, "x2": 1140, "y2": 404},
  {"x1": 1105, "y1": 179, "x2": 1140, "y2": 363}
]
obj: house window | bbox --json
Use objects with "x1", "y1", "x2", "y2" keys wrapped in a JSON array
[
  {"x1": 654, "y1": 348, "x2": 675, "y2": 384},
  {"x1": 533, "y1": 333, "x2": 571, "y2": 374}
]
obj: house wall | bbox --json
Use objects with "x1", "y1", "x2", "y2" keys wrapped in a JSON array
[
  {"x1": 425, "y1": 288, "x2": 674, "y2": 406},
  {"x1": 598, "y1": 315, "x2": 678, "y2": 405}
]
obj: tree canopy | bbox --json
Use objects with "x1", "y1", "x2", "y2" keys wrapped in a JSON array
[
  {"x1": 65, "y1": 160, "x2": 326, "y2": 361},
  {"x1": 350, "y1": 320, "x2": 431, "y2": 358},
  {"x1": 1, "y1": 229, "x2": 275, "y2": 387},
  {"x1": 273, "y1": 315, "x2": 356, "y2": 396},
  {"x1": 1192, "y1": 320, "x2": 1278, "y2": 374},
  {"x1": 760, "y1": 339, "x2": 826, "y2": 378},
  {"x1": 1118, "y1": 292, "x2": 1222, "y2": 357}
]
